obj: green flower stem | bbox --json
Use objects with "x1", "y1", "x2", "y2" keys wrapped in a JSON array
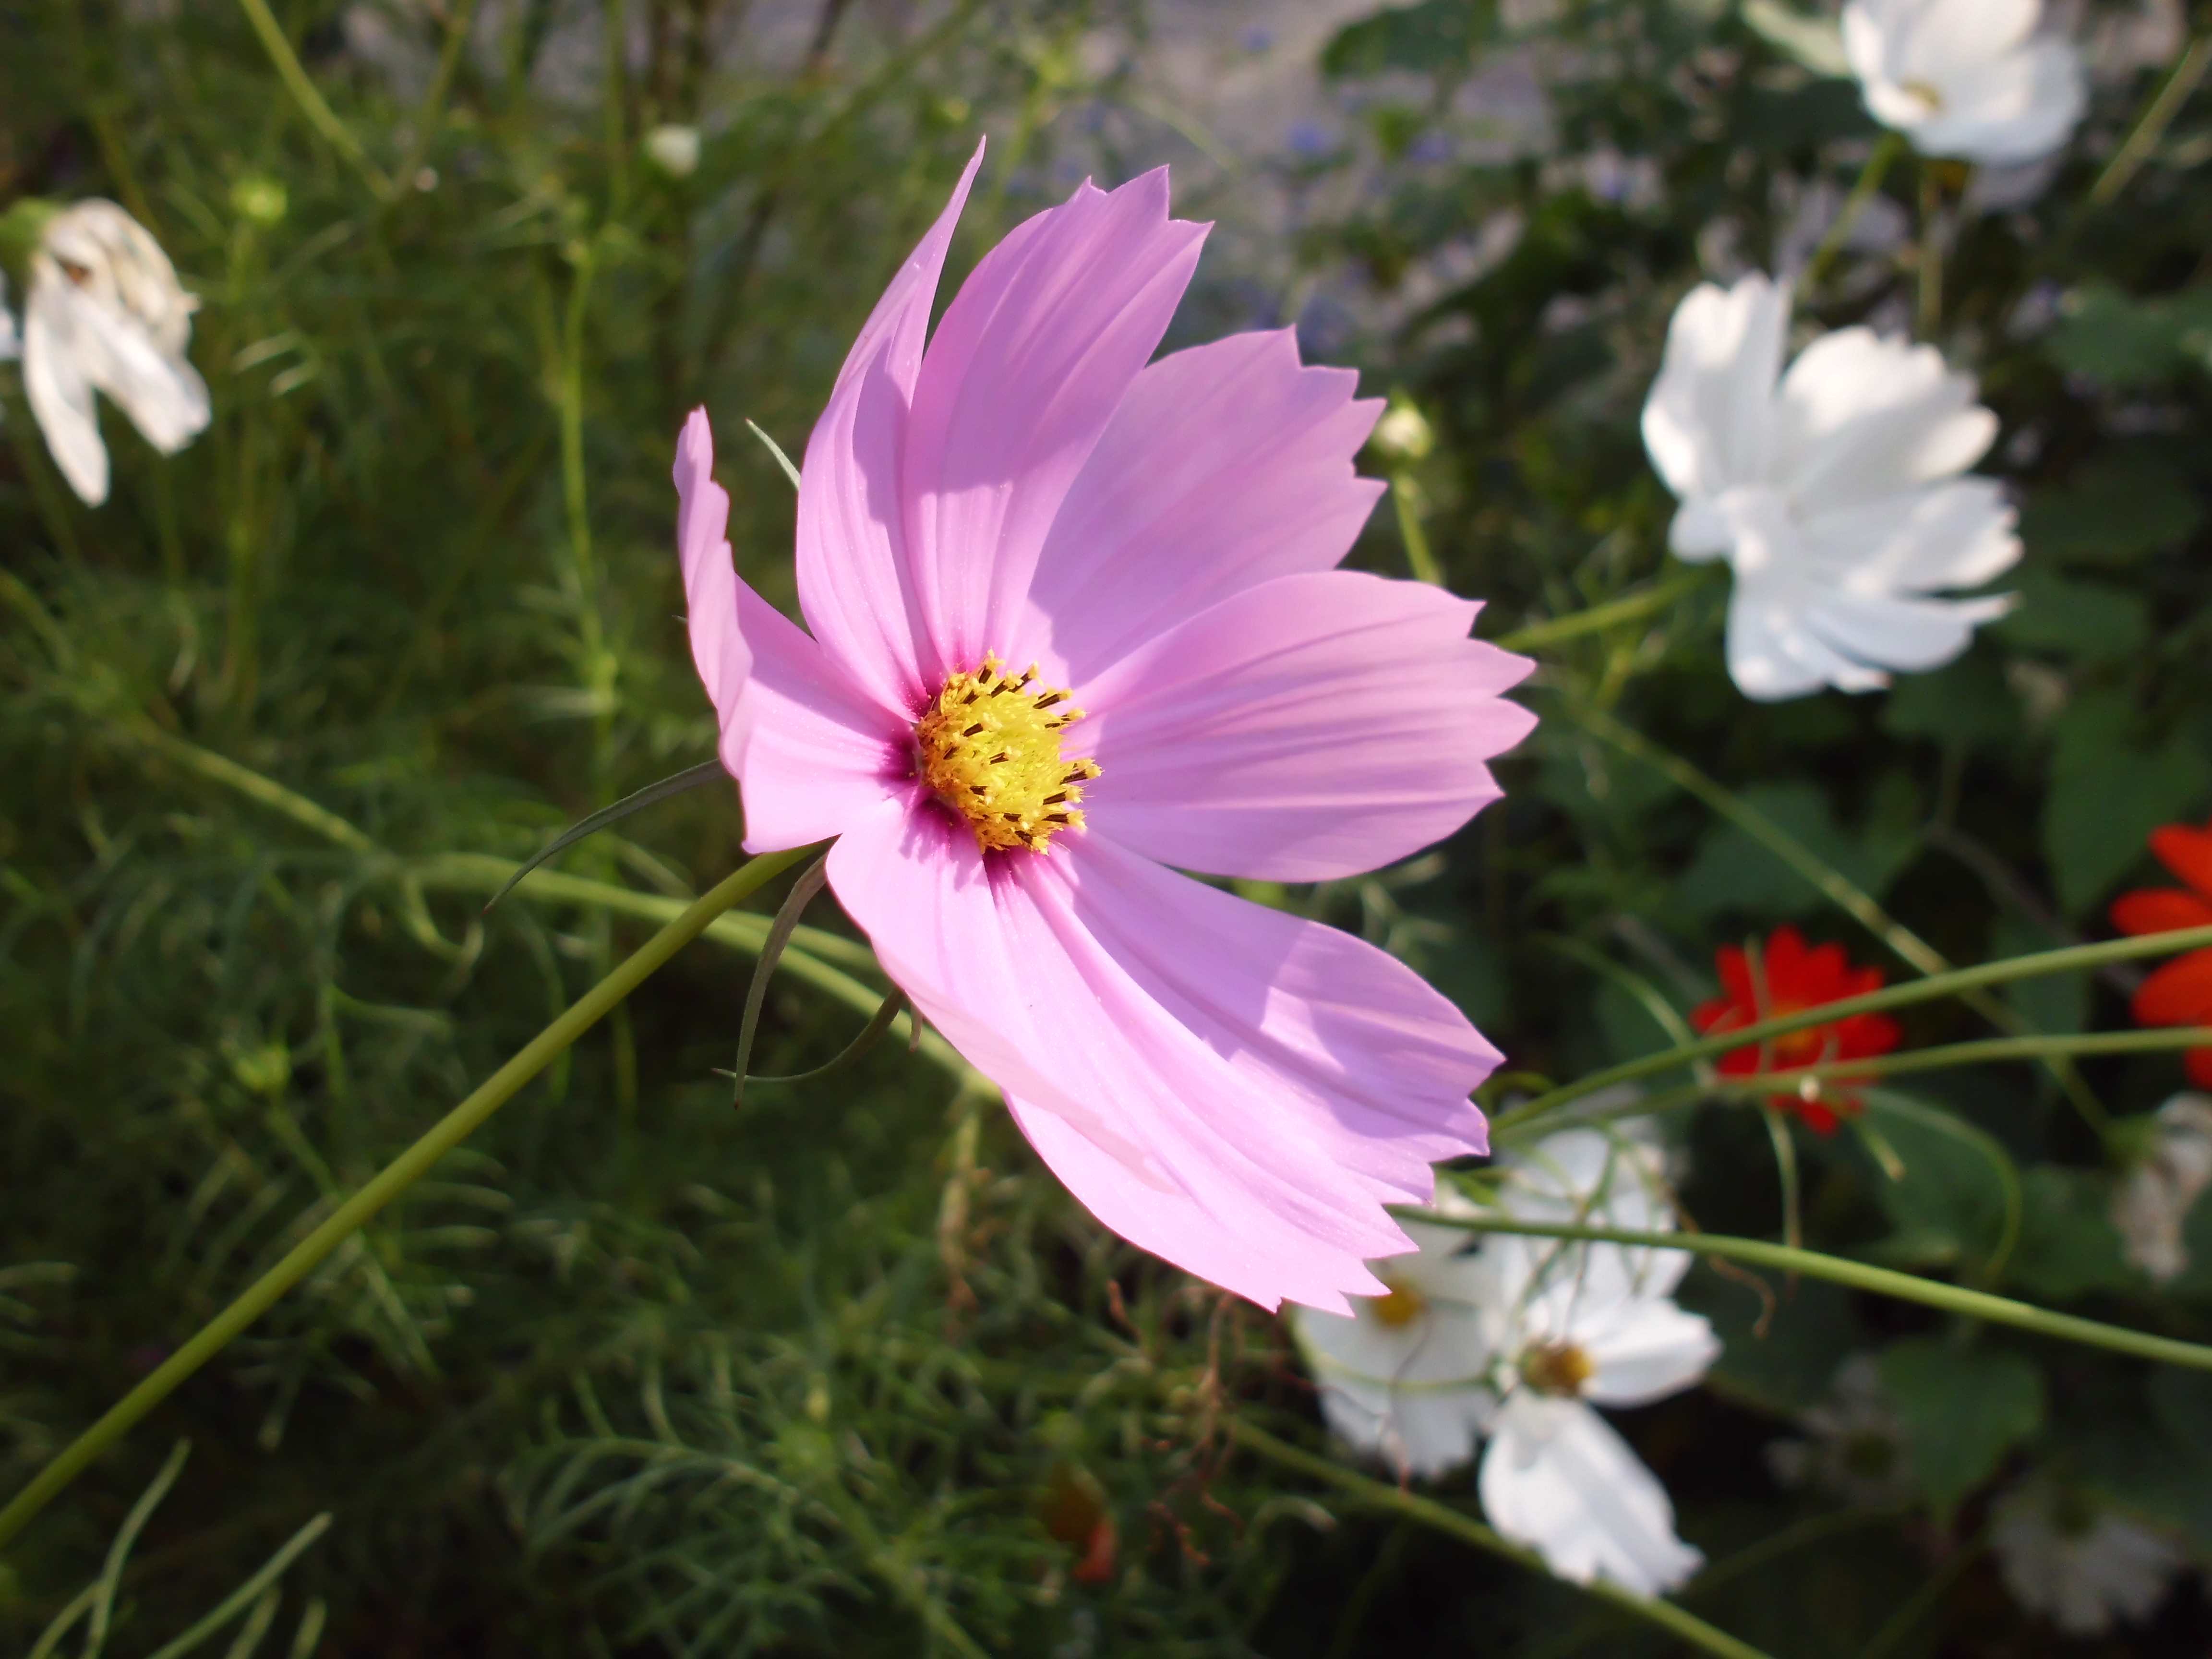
[
  {"x1": 1390, "y1": 473, "x2": 1444, "y2": 586},
  {"x1": 133, "y1": 721, "x2": 380, "y2": 854},
  {"x1": 0, "y1": 845, "x2": 817, "y2": 1553},
  {"x1": 1404, "y1": 1214, "x2": 2212, "y2": 1372},
  {"x1": 2090, "y1": 32, "x2": 2212, "y2": 207},
  {"x1": 233, "y1": 0, "x2": 392, "y2": 199},
  {"x1": 1803, "y1": 131, "x2": 1905, "y2": 291},
  {"x1": 1496, "y1": 925, "x2": 2212, "y2": 1132},
  {"x1": 1494, "y1": 566, "x2": 1721, "y2": 655},
  {"x1": 1228, "y1": 1420, "x2": 1776, "y2": 1659},
  {"x1": 1503, "y1": 1028, "x2": 2212, "y2": 1143}
]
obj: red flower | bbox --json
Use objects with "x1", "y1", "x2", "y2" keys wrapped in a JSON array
[
  {"x1": 1691, "y1": 926, "x2": 1902, "y2": 1133},
  {"x1": 2109, "y1": 819, "x2": 2212, "y2": 1089}
]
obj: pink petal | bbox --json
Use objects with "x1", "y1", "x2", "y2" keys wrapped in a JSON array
[
  {"x1": 730, "y1": 584, "x2": 911, "y2": 853},
  {"x1": 794, "y1": 142, "x2": 986, "y2": 716},
  {"x1": 825, "y1": 814, "x2": 1499, "y2": 1311},
  {"x1": 675, "y1": 409, "x2": 750, "y2": 729},
  {"x1": 901, "y1": 170, "x2": 1209, "y2": 674},
  {"x1": 1022, "y1": 330, "x2": 1386, "y2": 681},
  {"x1": 1074, "y1": 572, "x2": 1536, "y2": 881}
]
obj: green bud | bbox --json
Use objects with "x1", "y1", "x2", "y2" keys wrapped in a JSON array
[
  {"x1": 230, "y1": 174, "x2": 289, "y2": 226},
  {"x1": 1370, "y1": 396, "x2": 1435, "y2": 464}
]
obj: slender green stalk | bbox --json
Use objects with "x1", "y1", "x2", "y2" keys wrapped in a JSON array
[
  {"x1": 233, "y1": 0, "x2": 392, "y2": 198},
  {"x1": 135, "y1": 723, "x2": 381, "y2": 854},
  {"x1": 1803, "y1": 131, "x2": 1904, "y2": 290},
  {"x1": 143, "y1": 1513, "x2": 332, "y2": 1659},
  {"x1": 85, "y1": 1441, "x2": 191, "y2": 1658},
  {"x1": 0, "y1": 846, "x2": 816, "y2": 1551},
  {"x1": 1916, "y1": 160, "x2": 1943, "y2": 338},
  {"x1": 1497, "y1": 929, "x2": 2212, "y2": 1131},
  {"x1": 1390, "y1": 474, "x2": 1444, "y2": 585},
  {"x1": 1229, "y1": 1421, "x2": 1776, "y2": 1659},
  {"x1": 1494, "y1": 567, "x2": 1719, "y2": 654},
  {"x1": 1733, "y1": 1026, "x2": 2212, "y2": 1085},
  {"x1": 2091, "y1": 33, "x2": 2212, "y2": 206},
  {"x1": 1405, "y1": 1214, "x2": 2212, "y2": 1371}
]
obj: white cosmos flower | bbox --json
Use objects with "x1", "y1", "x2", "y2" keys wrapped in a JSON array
[
  {"x1": 1990, "y1": 1477, "x2": 2184, "y2": 1635},
  {"x1": 1473, "y1": 1123, "x2": 1717, "y2": 1596},
  {"x1": 1642, "y1": 272, "x2": 2020, "y2": 700},
  {"x1": 1289, "y1": 1126, "x2": 1717, "y2": 1595},
  {"x1": 2111, "y1": 1093, "x2": 2212, "y2": 1283},
  {"x1": 1286, "y1": 1196, "x2": 1497, "y2": 1481},
  {"x1": 1842, "y1": 0, "x2": 2087, "y2": 165},
  {"x1": 1473, "y1": 1243, "x2": 1719, "y2": 1595},
  {"x1": 1764, "y1": 1354, "x2": 1916, "y2": 1505},
  {"x1": 22, "y1": 199, "x2": 211, "y2": 506}
]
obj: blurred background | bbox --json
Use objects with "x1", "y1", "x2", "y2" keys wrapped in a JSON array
[{"x1": 5, "y1": 0, "x2": 2212, "y2": 1653}]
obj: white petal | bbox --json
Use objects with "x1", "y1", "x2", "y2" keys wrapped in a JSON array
[
  {"x1": 1772, "y1": 329, "x2": 1993, "y2": 508},
  {"x1": 1916, "y1": 38, "x2": 2086, "y2": 165},
  {"x1": 1725, "y1": 576, "x2": 1889, "y2": 699},
  {"x1": 1479, "y1": 1395, "x2": 1704, "y2": 1595},
  {"x1": 1641, "y1": 275, "x2": 1788, "y2": 501},
  {"x1": 23, "y1": 290, "x2": 109, "y2": 505},
  {"x1": 1578, "y1": 1298, "x2": 1720, "y2": 1407},
  {"x1": 1898, "y1": 0, "x2": 2038, "y2": 79},
  {"x1": 1799, "y1": 478, "x2": 2021, "y2": 593},
  {"x1": 1668, "y1": 497, "x2": 1734, "y2": 561},
  {"x1": 1801, "y1": 587, "x2": 2012, "y2": 674},
  {"x1": 66, "y1": 289, "x2": 211, "y2": 454}
]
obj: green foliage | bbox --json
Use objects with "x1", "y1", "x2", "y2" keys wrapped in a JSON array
[{"x1": 1877, "y1": 1340, "x2": 2045, "y2": 1521}]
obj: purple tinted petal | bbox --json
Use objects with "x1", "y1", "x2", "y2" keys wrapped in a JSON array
[
  {"x1": 902, "y1": 170, "x2": 1208, "y2": 673},
  {"x1": 731, "y1": 587, "x2": 910, "y2": 853},
  {"x1": 1076, "y1": 571, "x2": 1536, "y2": 881},
  {"x1": 795, "y1": 142, "x2": 986, "y2": 715},
  {"x1": 675, "y1": 409, "x2": 750, "y2": 727},
  {"x1": 826, "y1": 811, "x2": 1498, "y2": 1311},
  {"x1": 1023, "y1": 330, "x2": 1386, "y2": 681}
]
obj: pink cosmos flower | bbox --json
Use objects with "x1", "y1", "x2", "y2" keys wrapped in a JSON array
[{"x1": 675, "y1": 143, "x2": 1535, "y2": 1311}]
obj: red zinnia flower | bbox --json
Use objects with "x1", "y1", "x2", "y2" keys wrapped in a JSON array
[
  {"x1": 1691, "y1": 926, "x2": 1902, "y2": 1133},
  {"x1": 2109, "y1": 818, "x2": 2212, "y2": 1089}
]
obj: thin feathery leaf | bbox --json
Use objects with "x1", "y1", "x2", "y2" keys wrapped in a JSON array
[
  {"x1": 730, "y1": 854, "x2": 830, "y2": 1108},
  {"x1": 745, "y1": 420, "x2": 802, "y2": 491},
  {"x1": 482, "y1": 762, "x2": 728, "y2": 916},
  {"x1": 732, "y1": 987, "x2": 910, "y2": 1090}
]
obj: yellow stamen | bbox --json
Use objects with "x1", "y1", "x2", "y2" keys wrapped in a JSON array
[
  {"x1": 914, "y1": 653, "x2": 1100, "y2": 854},
  {"x1": 1367, "y1": 1278, "x2": 1428, "y2": 1329},
  {"x1": 1520, "y1": 1341, "x2": 1595, "y2": 1397},
  {"x1": 1900, "y1": 77, "x2": 1944, "y2": 114}
]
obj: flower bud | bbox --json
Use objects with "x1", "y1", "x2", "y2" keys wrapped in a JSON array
[
  {"x1": 1369, "y1": 397, "x2": 1434, "y2": 465},
  {"x1": 644, "y1": 123, "x2": 702, "y2": 179}
]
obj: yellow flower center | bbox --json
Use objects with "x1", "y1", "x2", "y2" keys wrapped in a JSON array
[
  {"x1": 1520, "y1": 1341, "x2": 1595, "y2": 1397},
  {"x1": 1900, "y1": 77, "x2": 1945, "y2": 115},
  {"x1": 1367, "y1": 1277, "x2": 1428, "y2": 1329},
  {"x1": 914, "y1": 654, "x2": 1100, "y2": 854}
]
